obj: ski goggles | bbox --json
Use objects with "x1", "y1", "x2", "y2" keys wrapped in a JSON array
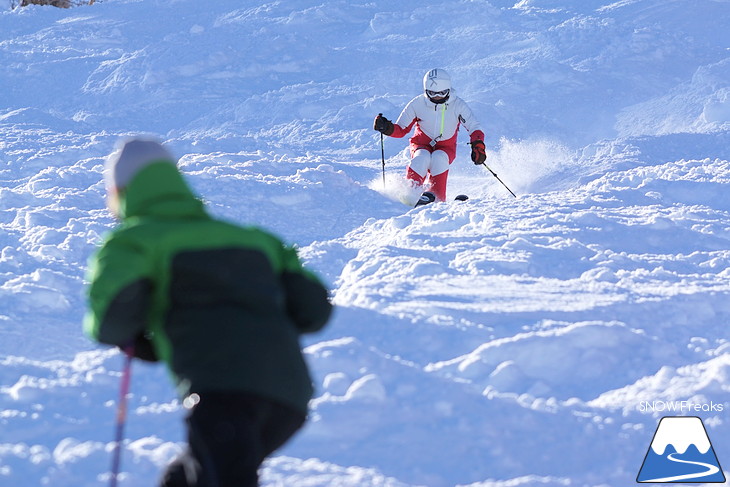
[{"x1": 426, "y1": 89, "x2": 450, "y2": 99}]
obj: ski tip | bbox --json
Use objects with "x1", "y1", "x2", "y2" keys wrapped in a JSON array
[
  {"x1": 454, "y1": 194, "x2": 469, "y2": 202},
  {"x1": 414, "y1": 191, "x2": 436, "y2": 207}
]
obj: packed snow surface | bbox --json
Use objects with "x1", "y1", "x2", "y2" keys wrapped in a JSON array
[{"x1": 1, "y1": 0, "x2": 729, "y2": 486}]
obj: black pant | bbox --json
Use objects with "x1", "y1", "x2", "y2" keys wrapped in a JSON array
[{"x1": 160, "y1": 392, "x2": 305, "y2": 487}]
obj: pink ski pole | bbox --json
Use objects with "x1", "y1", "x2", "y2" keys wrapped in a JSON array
[{"x1": 110, "y1": 346, "x2": 134, "y2": 487}]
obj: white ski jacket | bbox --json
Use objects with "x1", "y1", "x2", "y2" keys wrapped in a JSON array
[{"x1": 391, "y1": 93, "x2": 484, "y2": 162}]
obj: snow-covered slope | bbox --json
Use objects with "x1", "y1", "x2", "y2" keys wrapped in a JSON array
[{"x1": 1, "y1": 1, "x2": 729, "y2": 486}]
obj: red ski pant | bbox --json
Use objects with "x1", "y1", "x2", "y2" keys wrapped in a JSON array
[{"x1": 406, "y1": 149, "x2": 450, "y2": 201}]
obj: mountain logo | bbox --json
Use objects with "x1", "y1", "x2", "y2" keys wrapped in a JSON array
[{"x1": 637, "y1": 416, "x2": 726, "y2": 483}]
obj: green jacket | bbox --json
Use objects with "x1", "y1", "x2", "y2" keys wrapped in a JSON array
[{"x1": 84, "y1": 161, "x2": 332, "y2": 414}]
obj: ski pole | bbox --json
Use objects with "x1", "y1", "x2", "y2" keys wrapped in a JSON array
[
  {"x1": 110, "y1": 345, "x2": 134, "y2": 487},
  {"x1": 379, "y1": 114, "x2": 386, "y2": 189},
  {"x1": 480, "y1": 161, "x2": 517, "y2": 198}
]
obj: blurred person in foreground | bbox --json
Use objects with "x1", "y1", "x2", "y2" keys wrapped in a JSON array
[{"x1": 84, "y1": 138, "x2": 332, "y2": 487}]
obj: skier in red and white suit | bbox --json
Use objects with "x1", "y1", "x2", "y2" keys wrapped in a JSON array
[{"x1": 374, "y1": 68, "x2": 487, "y2": 202}]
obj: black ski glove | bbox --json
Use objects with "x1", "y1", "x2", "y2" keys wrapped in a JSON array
[
  {"x1": 471, "y1": 140, "x2": 487, "y2": 165},
  {"x1": 129, "y1": 333, "x2": 159, "y2": 362},
  {"x1": 373, "y1": 113, "x2": 394, "y2": 136}
]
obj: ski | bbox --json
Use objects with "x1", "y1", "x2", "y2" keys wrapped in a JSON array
[
  {"x1": 414, "y1": 192, "x2": 469, "y2": 207},
  {"x1": 414, "y1": 191, "x2": 436, "y2": 207}
]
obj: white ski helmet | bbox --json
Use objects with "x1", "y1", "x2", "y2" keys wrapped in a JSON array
[{"x1": 423, "y1": 68, "x2": 451, "y2": 103}]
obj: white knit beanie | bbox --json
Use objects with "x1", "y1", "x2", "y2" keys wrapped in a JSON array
[{"x1": 104, "y1": 138, "x2": 176, "y2": 190}]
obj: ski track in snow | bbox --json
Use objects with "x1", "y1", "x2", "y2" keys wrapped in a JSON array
[{"x1": 1, "y1": 0, "x2": 729, "y2": 486}]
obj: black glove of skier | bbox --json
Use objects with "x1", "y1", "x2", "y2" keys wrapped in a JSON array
[
  {"x1": 471, "y1": 140, "x2": 487, "y2": 165},
  {"x1": 129, "y1": 333, "x2": 159, "y2": 362},
  {"x1": 373, "y1": 113, "x2": 394, "y2": 136}
]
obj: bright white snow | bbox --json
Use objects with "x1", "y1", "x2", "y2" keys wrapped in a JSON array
[{"x1": 1, "y1": 0, "x2": 729, "y2": 486}]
